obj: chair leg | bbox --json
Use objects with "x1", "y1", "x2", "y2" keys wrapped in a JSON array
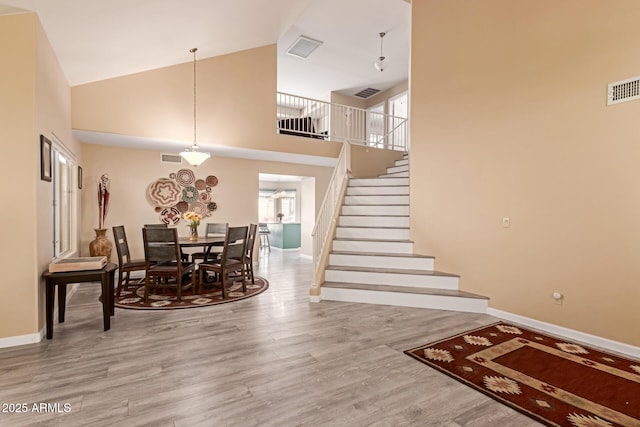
[
  {"x1": 266, "y1": 234, "x2": 270, "y2": 252},
  {"x1": 116, "y1": 270, "x2": 124, "y2": 297}
]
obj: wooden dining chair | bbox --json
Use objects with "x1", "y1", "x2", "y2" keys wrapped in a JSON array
[
  {"x1": 112, "y1": 225, "x2": 146, "y2": 296},
  {"x1": 191, "y1": 222, "x2": 228, "y2": 263},
  {"x1": 144, "y1": 223, "x2": 189, "y2": 262},
  {"x1": 142, "y1": 227, "x2": 195, "y2": 303},
  {"x1": 198, "y1": 226, "x2": 248, "y2": 298},
  {"x1": 242, "y1": 224, "x2": 258, "y2": 285}
]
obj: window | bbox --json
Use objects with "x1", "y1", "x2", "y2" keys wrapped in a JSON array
[
  {"x1": 53, "y1": 150, "x2": 72, "y2": 257},
  {"x1": 259, "y1": 189, "x2": 296, "y2": 223},
  {"x1": 367, "y1": 103, "x2": 385, "y2": 148},
  {"x1": 388, "y1": 92, "x2": 408, "y2": 150}
]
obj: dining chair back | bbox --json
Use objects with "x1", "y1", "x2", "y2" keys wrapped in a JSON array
[
  {"x1": 243, "y1": 224, "x2": 258, "y2": 285},
  {"x1": 198, "y1": 225, "x2": 248, "y2": 298},
  {"x1": 142, "y1": 227, "x2": 195, "y2": 303},
  {"x1": 143, "y1": 223, "x2": 168, "y2": 228},
  {"x1": 191, "y1": 222, "x2": 228, "y2": 263},
  {"x1": 112, "y1": 225, "x2": 146, "y2": 296}
]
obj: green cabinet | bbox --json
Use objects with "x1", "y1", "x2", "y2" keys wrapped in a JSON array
[{"x1": 268, "y1": 223, "x2": 301, "y2": 249}]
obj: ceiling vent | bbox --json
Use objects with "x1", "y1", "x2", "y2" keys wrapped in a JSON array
[
  {"x1": 608, "y1": 76, "x2": 640, "y2": 105},
  {"x1": 160, "y1": 153, "x2": 183, "y2": 164},
  {"x1": 286, "y1": 35, "x2": 323, "y2": 59},
  {"x1": 354, "y1": 88, "x2": 381, "y2": 98}
]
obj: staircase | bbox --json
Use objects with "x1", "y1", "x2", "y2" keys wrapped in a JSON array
[{"x1": 320, "y1": 154, "x2": 489, "y2": 313}]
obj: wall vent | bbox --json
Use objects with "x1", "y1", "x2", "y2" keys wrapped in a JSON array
[
  {"x1": 287, "y1": 35, "x2": 323, "y2": 59},
  {"x1": 160, "y1": 153, "x2": 183, "y2": 164},
  {"x1": 354, "y1": 88, "x2": 380, "y2": 98},
  {"x1": 607, "y1": 76, "x2": 640, "y2": 105}
]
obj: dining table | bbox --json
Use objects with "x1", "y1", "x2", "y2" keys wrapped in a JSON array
[{"x1": 178, "y1": 234, "x2": 225, "y2": 263}]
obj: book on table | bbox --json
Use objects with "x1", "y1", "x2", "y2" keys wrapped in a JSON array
[{"x1": 48, "y1": 256, "x2": 107, "y2": 273}]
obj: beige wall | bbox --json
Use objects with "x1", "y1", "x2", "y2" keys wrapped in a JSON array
[
  {"x1": 0, "y1": 13, "x2": 77, "y2": 341},
  {"x1": 411, "y1": 0, "x2": 640, "y2": 346},
  {"x1": 350, "y1": 144, "x2": 404, "y2": 178},
  {"x1": 72, "y1": 45, "x2": 341, "y2": 160},
  {"x1": 80, "y1": 144, "x2": 332, "y2": 261}
]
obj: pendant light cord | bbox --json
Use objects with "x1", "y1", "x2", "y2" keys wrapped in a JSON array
[
  {"x1": 190, "y1": 47, "x2": 198, "y2": 145},
  {"x1": 379, "y1": 32, "x2": 385, "y2": 58}
]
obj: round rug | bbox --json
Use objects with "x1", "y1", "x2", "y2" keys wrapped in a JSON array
[{"x1": 114, "y1": 277, "x2": 268, "y2": 310}]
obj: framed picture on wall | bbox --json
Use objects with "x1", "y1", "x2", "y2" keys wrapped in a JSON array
[
  {"x1": 78, "y1": 166, "x2": 83, "y2": 189},
  {"x1": 40, "y1": 135, "x2": 52, "y2": 182}
]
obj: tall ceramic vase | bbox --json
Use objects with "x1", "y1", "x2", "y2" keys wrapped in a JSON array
[{"x1": 89, "y1": 228, "x2": 113, "y2": 262}]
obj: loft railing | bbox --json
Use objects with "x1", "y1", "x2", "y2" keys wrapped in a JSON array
[
  {"x1": 309, "y1": 140, "x2": 351, "y2": 299},
  {"x1": 277, "y1": 92, "x2": 407, "y2": 152}
]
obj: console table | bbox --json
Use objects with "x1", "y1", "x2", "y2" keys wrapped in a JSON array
[{"x1": 42, "y1": 263, "x2": 117, "y2": 339}]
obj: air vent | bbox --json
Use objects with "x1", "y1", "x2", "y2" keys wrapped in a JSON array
[
  {"x1": 286, "y1": 35, "x2": 323, "y2": 59},
  {"x1": 354, "y1": 88, "x2": 380, "y2": 99},
  {"x1": 160, "y1": 153, "x2": 183, "y2": 164},
  {"x1": 608, "y1": 76, "x2": 640, "y2": 105}
]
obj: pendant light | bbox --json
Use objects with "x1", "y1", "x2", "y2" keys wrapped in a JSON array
[
  {"x1": 180, "y1": 47, "x2": 210, "y2": 167},
  {"x1": 374, "y1": 32, "x2": 386, "y2": 72}
]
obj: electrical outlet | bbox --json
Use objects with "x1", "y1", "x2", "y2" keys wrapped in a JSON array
[{"x1": 502, "y1": 217, "x2": 511, "y2": 228}]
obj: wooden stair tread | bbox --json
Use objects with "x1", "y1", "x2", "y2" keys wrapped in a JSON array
[
  {"x1": 331, "y1": 251, "x2": 433, "y2": 259},
  {"x1": 336, "y1": 225, "x2": 409, "y2": 230},
  {"x1": 333, "y1": 237, "x2": 413, "y2": 243},
  {"x1": 322, "y1": 282, "x2": 487, "y2": 299},
  {"x1": 325, "y1": 265, "x2": 459, "y2": 277},
  {"x1": 340, "y1": 214, "x2": 409, "y2": 217}
]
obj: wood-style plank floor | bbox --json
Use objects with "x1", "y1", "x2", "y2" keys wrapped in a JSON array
[{"x1": 0, "y1": 250, "x2": 540, "y2": 426}]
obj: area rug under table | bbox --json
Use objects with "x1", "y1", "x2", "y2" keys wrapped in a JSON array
[
  {"x1": 114, "y1": 277, "x2": 268, "y2": 310},
  {"x1": 405, "y1": 322, "x2": 640, "y2": 427}
]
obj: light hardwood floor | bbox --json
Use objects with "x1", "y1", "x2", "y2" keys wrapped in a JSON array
[{"x1": 0, "y1": 250, "x2": 540, "y2": 426}]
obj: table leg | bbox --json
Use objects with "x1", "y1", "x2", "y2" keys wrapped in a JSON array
[
  {"x1": 109, "y1": 270, "x2": 115, "y2": 316},
  {"x1": 46, "y1": 280, "x2": 54, "y2": 340},
  {"x1": 58, "y1": 284, "x2": 67, "y2": 323},
  {"x1": 101, "y1": 272, "x2": 111, "y2": 331}
]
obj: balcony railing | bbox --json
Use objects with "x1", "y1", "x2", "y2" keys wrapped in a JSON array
[{"x1": 277, "y1": 92, "x2": 407, "y2": 151}]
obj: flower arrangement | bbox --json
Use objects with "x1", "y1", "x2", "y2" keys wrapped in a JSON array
[{"x1": 183, "y1": 211, "x2": 203, "y2": 240}]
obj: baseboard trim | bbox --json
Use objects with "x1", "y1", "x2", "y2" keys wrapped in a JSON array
[
  {"x1": 0, "y1": 283, "x2": 79, "y2": 349},
  {"x1": 0, "y1": 330, "x2": 44, "y2": 349},
  {"x1": 299, "y1": 253, "x2": 312, "y2": 260},
  {"x1": 487, "y1": 308, "x2": 640, "y2": 359}
]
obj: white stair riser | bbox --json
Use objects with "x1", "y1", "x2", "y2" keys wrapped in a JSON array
[
  {"x1": 395, "y1": 159, "x2": 408, "y2": 167},
  {"x1": 336, "y1": 227, "x2": 410, "y2": 240},
  {"x1": 344, "y1": 195, "x2": 409, "y2": 205},
  {"x1": 332, "y1": 240, "x2": 413, "y2": 254},
  {"x1": 325, "y1": 270, "x2": 459, "y2": 290},
  {"x1": 342, "y1": 205, "x2": 409, "y2": 215},
  {"x1": 379, "y1": 171, "x2": 409, "y2": 178},
  {"x1": 329, "y1": 254, "x2": 435, "y2": 270},
  {"x1": 346, "y1": 186, "x2": 409, "y2": 195},
  {"x1": 387, "y1": 165, "x2": 408, "y2": 174},
  {"x1": 338, "y1": 216, "x2": 410, "y2": 228},
  {"x1": 349, "y1": 178, "x2": 409, "y2": 187},
  {"x1": 321, "y1": 288, "x2": 487, "y2": 313}
]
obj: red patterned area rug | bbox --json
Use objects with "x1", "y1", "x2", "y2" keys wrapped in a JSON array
[
  {"x1": 114, "y1": 277, "x2": 268, "y2": 310},
  {"x1": 405, "y1": 322, "x2": 640, "y2": 427}
]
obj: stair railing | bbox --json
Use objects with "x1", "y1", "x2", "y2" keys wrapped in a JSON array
[
  {"x1": 310, "y1": 140, "x2": 351, "y2": 299},
  {"x1": 277, "y1": 92, "x2": 408, "y2": 151}
]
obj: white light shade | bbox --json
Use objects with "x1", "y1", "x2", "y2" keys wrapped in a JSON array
[
  {"x1": 374, "y1": 56, "x2": 385, "y2": 72},
  {"x1": 180, "y1": 146, "x2": 210, "y2": 167}
]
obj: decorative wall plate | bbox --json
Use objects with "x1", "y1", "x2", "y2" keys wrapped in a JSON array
[
  {"x1": 154, "y1": 206, "x2": 162, "y2": 213},
  {"x1": 205, "y1": 175, "x2": 218, "y2": 186},
  {"x1": 176, "y1": 169, "x2": 195, "y2": 186},
  {"x1": 159, "y1": 207, "x2": 182, "y2": 225},
  {"x1": 175, "y1": 201, "x2": 189, "y2": 212},
  {"x1": 194, "y1": 179, "x2": 206, "y2": 190},
  {"x1": 169, "y1": 173, "x2": 176, "y2": 179},
  {"x1": 199, "y1": 192, "x2": 210, "y2": 202},
  {"x1": 189, "y1": 201, "x2": 208, "y2": 217},
  {"x1": 148, "y1": 178, "x2": 182, "y2": 207},
  {"x1": 205, "y1": 186, "x2": 212, "y2": 193},
  {"x1": 207, "y1": 202, "x2": 218, "y2": 211},
  {"x1": 182, "y1": 186, "x2": 199, "y2": 203}
]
